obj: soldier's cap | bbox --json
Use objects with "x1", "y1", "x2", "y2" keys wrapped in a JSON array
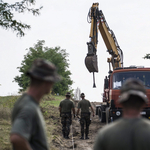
[
  {"x1": 65, "y1": 92, "x2": 71, "y2": 96},
  {"x1": 26, "y1": 58, "x2": 61, "y2": 82},
  {"x1": 119, "y1": 78, "x2": 148, "y2": 103},
  {"x1": 80, "y1": 93, "x2": 85, "y2": 97}
]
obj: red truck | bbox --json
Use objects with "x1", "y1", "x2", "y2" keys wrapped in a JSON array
[{"x1": 85, "y1": 3, "x2": 150, "y2": 123}]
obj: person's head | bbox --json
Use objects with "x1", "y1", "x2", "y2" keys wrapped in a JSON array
[
  {"x1": 65, "y1": 92, "x2": 71, "y2": 99},
  {"x1": 80, "y1": 93, "x2": 85, "y2": 99},
  {"x1": 119, "y1": 78, "x2": 148, "y2": 111},
  {"x1": 27, "y1": 58, "x2": 61, "y2": 94}
]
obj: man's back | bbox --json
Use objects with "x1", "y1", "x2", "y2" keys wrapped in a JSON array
[
  {"x1": 11, "y1": 94, "x2": 49, "y2": 150},
  {"x1": 94, "y1": 117, "x2": 150, "y2": 150},
  {"x1": 59, "y1": 99, "x2": 74, "y2": 112},
  {"x1": 78, "y1": 99, "x2": 91, "y2": 113}
]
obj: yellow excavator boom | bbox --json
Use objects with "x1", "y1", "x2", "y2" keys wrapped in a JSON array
[{"x1": 85, "y1": 3, "x2": 123, "y2": 73}]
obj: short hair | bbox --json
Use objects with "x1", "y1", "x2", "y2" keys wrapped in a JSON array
[
  {"x1": 66, "y1": 95, "x2": 71, "y2": 98},
  {"x1": 30, "y1": 77, "x2": 44, "y2": 86},
  {"x1": 121, "y1": 95, "x2": 145, "y2": 110}
]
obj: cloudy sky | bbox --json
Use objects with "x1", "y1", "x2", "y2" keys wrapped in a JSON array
[{"x1": 1, "y1": 0, "x2": 150, "y2": 102}]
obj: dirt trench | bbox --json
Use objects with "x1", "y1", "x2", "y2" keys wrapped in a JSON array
[{"x1": 52, "y1": 102, "x2": 105, "y2": 150}]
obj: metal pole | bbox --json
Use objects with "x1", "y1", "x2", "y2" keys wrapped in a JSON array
[{"x1": 93, "y1": 72, "x2": 96, "y2": 88}]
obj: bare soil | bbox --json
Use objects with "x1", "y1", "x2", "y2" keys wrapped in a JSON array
[{"x1": 50, "y1": 102, "x2": 105, "y2": 150}]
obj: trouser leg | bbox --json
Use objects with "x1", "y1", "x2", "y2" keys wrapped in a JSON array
[
  {"x1": 65, "y1": 114, "x2": 72, "y2": 138},
  {"x1": 61, "y1": 115, "x2": 66, "y2": 138},
  {"x1": 80, "y1": 115, "x2": 85, "y2": 139},
  {"x1": 80, "y1": 117, "x2": 84, "y2": 134},
  {"x1": 85, "y1": 114, "x2": 90, "y2": 139}
]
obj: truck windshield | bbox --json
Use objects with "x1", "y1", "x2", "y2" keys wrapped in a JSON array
[{"x1": 113, "y1": 71, "x2": 150, "y2": 89}]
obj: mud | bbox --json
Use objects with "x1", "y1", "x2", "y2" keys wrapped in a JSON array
[{"x1": 51, "y1": 102, "x2": 105, "y2": 150}]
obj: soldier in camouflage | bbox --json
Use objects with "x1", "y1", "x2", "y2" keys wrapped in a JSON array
[
  {"x1": 59, "y1": 92, "x2": 75, "y2": 139},
  {"x1": 76, "y1": 93, "x2": 95, "y2": 140}
]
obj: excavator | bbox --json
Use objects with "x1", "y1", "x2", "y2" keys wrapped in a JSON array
[{"x1": 85, "y1": 3, "x2": 150, "y2": 123}]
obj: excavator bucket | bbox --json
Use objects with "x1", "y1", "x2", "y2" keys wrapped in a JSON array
[{"x1": 85, "y1": 55, "x2": 98, "y2": 73}]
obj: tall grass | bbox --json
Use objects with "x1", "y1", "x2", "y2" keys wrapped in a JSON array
[{"x1": 0, "y1": 96, "x2": 19, "y2": 120}]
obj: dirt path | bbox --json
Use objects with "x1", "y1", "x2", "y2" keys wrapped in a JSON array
[{"x1": 56, "y1": 102, "x2": 105, "y2": 150}]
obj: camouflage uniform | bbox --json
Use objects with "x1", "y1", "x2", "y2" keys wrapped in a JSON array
[
  {"x1": 80, "y1": 112, "x2": 91, "y2": 135},
  {"x1": 59, "y1": 98, "x2": 75, "y2": 138},
  {"x1": 78, "y1": 99, "x2": 91, "y2": 137},
  {"x1": 61, "y1": 113, "x2": 72, "y2": 137}
]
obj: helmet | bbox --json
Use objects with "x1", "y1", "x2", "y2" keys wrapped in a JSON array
[
  {"x1": 119, "y1": 78, "x2": 148, "y2": 103},
  {"x1": 26, "y1": 58, "x2": 61, "y2": 82}
]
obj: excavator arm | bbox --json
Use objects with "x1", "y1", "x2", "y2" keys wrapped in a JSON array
[{"x1": 85, "y1": 3, "x2": 123, "y2": 87}]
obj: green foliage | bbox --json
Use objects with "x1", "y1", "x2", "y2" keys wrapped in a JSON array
[
  {"x1": 14, "y1": 40, "x2": 73, "y2": 95},
  {"x1": 143, "y1": 54, "x2": 150, "y2": 59},
  {"x1": 0, "y1": 0, "x2": 42, "y2": 36}
]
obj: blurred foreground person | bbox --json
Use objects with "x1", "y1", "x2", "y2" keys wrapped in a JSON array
[
  {"x1": 76, "y1": 93, "x2": 95, "y2": 140},
  {"x1": 59, "y1": 92, "x2": 75, "y2": 139},
  {"x1": 10, "y1": 59, "x2": 61, "y2": 150},
  {"x1": 94, "y1": 78, "x2": 150, "y2": 150}
]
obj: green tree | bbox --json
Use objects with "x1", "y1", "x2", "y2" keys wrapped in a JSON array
[
  {"x1": 0, "y1": 0, "x2": 42, "y2": 37},
  {"x1": 14, "y1": 40, "x2": 73, "y2": 95},
  {"x1": 144, "y1": 54, "x2": 150, "y2": 59}
]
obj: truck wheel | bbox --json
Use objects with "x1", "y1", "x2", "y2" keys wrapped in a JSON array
[{"x1": 98, "y1": 106, "x2": 106, "y2": 123}]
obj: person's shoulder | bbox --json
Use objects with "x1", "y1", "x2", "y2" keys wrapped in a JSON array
[
  {"x1": 98, "y1": 118, "x2": 122, "y2": 135},
  {"x1": 60, "y1": 99, "x2": 66, "y2": 103},
  {"x1": 84, "y1": 99, "x2": 89, "y2": 101},
  {"x1": 84, "y1": 99, "x2": 91, "y2": 103},
  {"x1": 138, "y1": 117, "x2": 150, "y2": 126},
  {"x1": 15, "y1": 94, "x2": 36, "y2": 107},
  {"x1": 69, "y1": 99, "x2": 74, "y2": 104}
]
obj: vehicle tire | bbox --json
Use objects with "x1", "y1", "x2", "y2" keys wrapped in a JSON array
[{"x1": 98, "y1": 106, "x2": 106, "y2": 123}]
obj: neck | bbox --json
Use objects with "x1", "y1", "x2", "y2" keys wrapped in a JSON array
[
  {"x1": 27, "y1": 86, "x2": 44, "y2": 103},
  {"x1": 123, "y1": 108, "x2": 141, "y2": 118}
]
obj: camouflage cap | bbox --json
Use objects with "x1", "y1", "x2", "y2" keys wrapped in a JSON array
[
  {"x1": 80, "y1": 93, "x2": 85, "y2": 97},
  {"x1": 119, "y1": 78, "x2": 148, "y2": 103},
  {"x1": 26, "y1": 58, "x2": 61, "y2": 82},
  {"x1": 65, "y1": 92, "x2": 71, "y2": 96}
]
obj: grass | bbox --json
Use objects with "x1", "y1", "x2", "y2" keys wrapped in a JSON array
[
  {"x1": 0, "y1": 96, "x2": 19, "y2": 121},
  {"x1": 0, "y1": 94, "x2": 65, "y2": 150}
]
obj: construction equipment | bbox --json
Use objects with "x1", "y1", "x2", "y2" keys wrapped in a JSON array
[{"x1": 85, "y1": 3, "x2": 150, "y2": 123}]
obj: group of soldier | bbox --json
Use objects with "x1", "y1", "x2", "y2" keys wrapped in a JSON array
[
  {"x1": 9, "y1": 59, "x2": 150, "y2": 150},
  {"x1": 59, "y1": 92, "x2": 94, "y2": 140}
]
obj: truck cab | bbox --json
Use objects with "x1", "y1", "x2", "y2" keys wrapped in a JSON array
[{"x1": 96, "y1": 67, "x2": 150, "y2": 123}]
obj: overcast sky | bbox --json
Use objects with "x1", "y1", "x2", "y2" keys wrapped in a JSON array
[{"x1": 1, "y1": 0, "x2": 150, "y2": 102}]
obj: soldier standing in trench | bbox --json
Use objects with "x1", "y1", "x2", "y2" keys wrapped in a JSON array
[
  {"x1": 94, "y1": 78, "x2": 150, "y2": 150},
  {"x1": 10, "y1": 59, "x2": 61, "y2": 150},
  {"x1": 76, "y1": 93, "x2": 95, "y2": 140},
  {"x1": 59, "y1": 92, "x2": 75, "y2": 139}
]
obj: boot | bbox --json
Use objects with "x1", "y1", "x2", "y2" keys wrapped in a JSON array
[
  {"x1": 85, "y1": 134, "x2": 89, "y2": 139},
  {"x1": 80, "y1": 133, "x2": 84, "y2": 139}
]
